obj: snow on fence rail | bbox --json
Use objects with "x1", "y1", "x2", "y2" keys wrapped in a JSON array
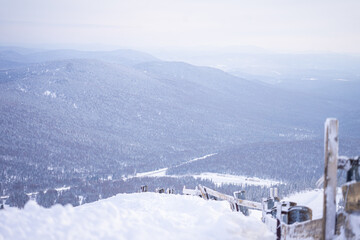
[{"x1": 183, "y1": 185, "x2": 258, "y2": 216}]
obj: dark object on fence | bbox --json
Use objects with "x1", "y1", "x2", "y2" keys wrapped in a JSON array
[
  {"x1": 0, "y1": 204, "x2": 4, "y2": 210},
  {"x1": 140, "y1": 185, "x2": 148, "y2": 192},
  {"x1": 271, "y1": 203, "x2": 308, "y2": 224},
  {"x1": 276, "y1": 219, "x2": 281, "y2": 240},
  {"x1": 155, "y1": 188, "x2": 165, "y2": 194},
  {"x1": 166, "y1": 188, "x2": 175, "y2": 194},
  {"x1": 337, "y1": 156, "x2": 360, "y2": 213},
  {"x1": 267, "y1": 188, "x2": 280, "y2": 209},
  {"x1": 209, "y1": 195, "x2": 217, "y2": 200},
  {"x1": 233, "y1": 190, "x2": 245, "y2": 200},
  {"x1": 233, "y1": 191, "x2": 249, "y2": 216},
  {"x1": 346, "y1": 157, "x2": 360, "y2": 182},
  {"x1": 202, "y1": 187, "x2": 218, "y2": 200},
  {"x1": 267, "y1": 198, "x2": 275, "y2": 210},
  {"x1": 280, "y1": 201, "x2": 297, "y2": 224},
  {"x1": 287, "y1": 206, "x2": 312, "y2": 225}
]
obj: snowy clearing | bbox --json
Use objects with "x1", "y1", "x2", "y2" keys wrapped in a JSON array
[
  {"x1": 192, "y1": 172, "x2": 282, "y2": 187},
  {"x1": 135, "y1": 167, "x2": 168, "y2": 177},
  {"x1": 0, "y1": 193, "x2": 274, "y2": 240},
  {"x1": 132, "y1": 153, "x2": 216, "y2": 178},
  {"x1": 131, "y1": 153, "x2": 280, "y2": 187},
  {"x1": 133, "y1": 171, "x2": 281, "y2": 188}
]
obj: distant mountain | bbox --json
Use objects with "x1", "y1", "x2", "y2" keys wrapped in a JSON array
[
  {"x1": 0, "y1": 47, "x2": 159, "y2": 67},
  {"x1": 171, "y1": 51, "x2": 360, "y2": 108}
]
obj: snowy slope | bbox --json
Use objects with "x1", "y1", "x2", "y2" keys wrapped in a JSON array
[{"x1": 0, "y1": 193, "x2": 274, "y2": 240}]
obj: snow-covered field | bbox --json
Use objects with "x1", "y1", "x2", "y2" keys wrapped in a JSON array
[
  {"x1": 133, "y1": 153, "x2": 217, "y2": 178},
  {"x1": 131, "y1": 154, "x2": 281, "y2": 187},
  {"x1": 133, "y1": 169, "x2": 281, "y2": 187},
  {"x1": 0, "y1": 193, "x2": 274, "y2": 240},
  {"x1": 133, "y1": 170, "x2": 281, "y2": 187},
  {"x1": 192, "y1": 172, "x2": 281, "y2": 187}
]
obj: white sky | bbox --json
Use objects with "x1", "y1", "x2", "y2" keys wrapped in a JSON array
[{"x1": 0, "y1": 0, "x2": 360, "y2": 53}]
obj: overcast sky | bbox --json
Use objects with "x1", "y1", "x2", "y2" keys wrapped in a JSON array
[{"x1": 1, "y1": 0, "x2": 360, "y2": 53}]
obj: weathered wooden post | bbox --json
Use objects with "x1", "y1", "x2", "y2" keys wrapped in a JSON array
[{"x1": 322, "y1": 118, "x2": 339, "y2": 240}]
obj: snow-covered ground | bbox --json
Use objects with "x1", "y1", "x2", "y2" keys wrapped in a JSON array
[
  {"x1": 131, "y1": 153, "x2": 281, "y2": 187},
  {"x1": 282, "y1": 188, "x2": 343, "y2": 220},
  {"x1": 135, "y1": 167, "x2": 168, "y2": 177},
  {"x1": 133, "y1": 153, "x2": 217, "y2": 178},
  {"x1": 192, "y1": 172, "x2": 281, "y2": 187},
  {"x1": 0, "y1": 193, "x2": 274, "y2": 240},
  {"x1": 133, "y1": 170, "x2": 281, "y2": 187}
]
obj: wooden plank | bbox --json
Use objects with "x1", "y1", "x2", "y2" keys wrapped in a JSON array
[
  {"x1": 200, "y1": 185, "x2": 262, "y2": 210},
  {"x1": 281, "y1": 218, "x2": 323, "y2": 240},
  {"x1": 203, "y1": 186, "x2": 233, "y2": 202},
  {"x1": 235, "y1": 199, "x2": 262, "y2": 210},
  {"x1": 322, "y1": 118, "x2": 339, "y2": 240},
  {"x1": 198, "y1": 185, "x2": 209, "y2": 200}
]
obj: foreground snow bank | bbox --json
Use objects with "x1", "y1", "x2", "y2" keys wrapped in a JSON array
[{"x1": 0, "y1": 193, "x2": 274, "y2": 240}]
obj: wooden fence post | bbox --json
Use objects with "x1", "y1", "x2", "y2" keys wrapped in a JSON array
[{"x1": 322, "y1": 118, "x2": 339, "y2": 240}]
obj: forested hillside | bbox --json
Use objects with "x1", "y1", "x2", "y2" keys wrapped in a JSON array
[{"x1": 1, "y1": 48, "x2": 359, "y2": 208}]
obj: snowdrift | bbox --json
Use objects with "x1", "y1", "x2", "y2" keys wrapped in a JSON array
[{"x1": 0, "y1": 193, "x2": 274, "y2": 240}]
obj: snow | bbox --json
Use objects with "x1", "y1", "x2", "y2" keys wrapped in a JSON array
[
  {"x1": 348, "y1": 214, "x2": 360, "y2": 237},
  {"x1": 133, "y1": 170, "x2": 280, "y2": 188},
  {"x1": 17, "y1": 85, "x2": 27, "y2": 93},
  {"x1": 129, "y1": 152, "x2": 279, "y2": 187},
  {"x1": 54, "y1": 186, "x2": 71, "y2": 192},
  {"x1": 181, "y1": 153, "x2": 217, "y2": 165},
  {"x1": 136, "y1": 167, "x2": 168, "y2": 177},
  {"x1": 43, "y1": 90, "x2": 57, "y2": 98},
  {"x1": 302, "y1": 77, "x2": 318, "y2": 81},
  {"x1": 192, "y1": 172, "x2": 281, "y2": 187},
  {"x1": 0, "y1": 193, "x2": 274, "y2": 240},
  {"x1": 334, "y1": 78, "x2": 349, "y2": 82},
  {"x1": 131, "y1": 154, "x2": 217, "y2": 179},
  {"x1": 282, "y1": 188, "x2": 343, "y2": 220}
]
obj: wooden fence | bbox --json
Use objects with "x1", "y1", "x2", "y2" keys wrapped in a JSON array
[{"x1": 183, "y1": 118, "x2": 360, "y2": 240}]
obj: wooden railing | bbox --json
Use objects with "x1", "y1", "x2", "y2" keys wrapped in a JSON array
[{"x1": 182, "y1": 118, "x2": 360, "y2": 240}]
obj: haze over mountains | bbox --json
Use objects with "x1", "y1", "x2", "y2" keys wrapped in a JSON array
[
  {"x1": 161, "y1": 49, "x2": 360, "y2": 109},
  {"x1": 1, "y1": 47, "x2": 359, "y2": 206}
]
